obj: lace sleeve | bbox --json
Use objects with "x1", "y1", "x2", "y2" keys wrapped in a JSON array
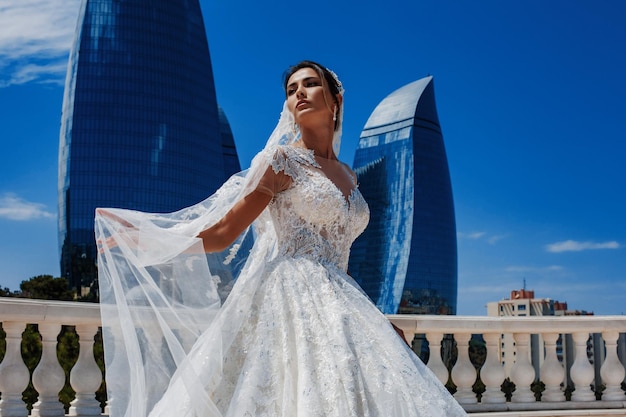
[{"x1": 256, "y1": 146, "x2": 313, "y2": 196}]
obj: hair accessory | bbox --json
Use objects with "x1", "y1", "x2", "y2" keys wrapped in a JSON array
[{"x1": 327, "y1": 68, "x2": 344, "y2": 93}]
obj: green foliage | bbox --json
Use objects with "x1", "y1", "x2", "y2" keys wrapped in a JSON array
[
  {"x1": 19, "y1": 275, "x2": 75, "y2": 301},
  {"x1": 531, "y1": 380, "x2": 545, "y2": 400},
  {"x1": 468, "y1": 335, "x2": 486, "y2": 369},
  {"x1": 20, "y1": 324, "x2": 42, "y2": 411},
  {"x1": 57, "y1": 326, "x2": 79, "y2": 412},
  {"x1": 501, "y1": 377, "x2": 516, "y2": 401},
  {"x1": 0, "y1": 286, "x2": 20, "y2": 297}
]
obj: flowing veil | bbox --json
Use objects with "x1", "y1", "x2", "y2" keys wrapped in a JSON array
[
  {"x1": 96, "y1": 90, "x2": 344, "y2": 416},
  {"x1": 97, "y1": 101, "x2": 297, "y2": 417}
]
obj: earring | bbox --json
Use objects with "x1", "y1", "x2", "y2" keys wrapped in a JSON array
[{"x1": 333, "y1": 107, "x2": 337, "y2": 122}]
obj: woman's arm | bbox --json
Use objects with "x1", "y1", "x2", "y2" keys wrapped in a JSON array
[
  {"x1": 198, "y1": 154, "x2": 293, "y2": 253},
  {"x1": 197, "y1": 189, "x2": 273, "y2": 253}
]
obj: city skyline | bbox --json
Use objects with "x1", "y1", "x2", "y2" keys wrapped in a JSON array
[
  {"x1": 1, "y1": 0, "x2": 624, "y2": 315},
  {"x1": 349, "y1": 76, "x2": 458, "y2": 315}
]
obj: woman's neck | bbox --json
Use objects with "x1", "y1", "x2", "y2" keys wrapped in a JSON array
[{"x1": 299, "y1": 126, "x2": 336, "y2": 159}]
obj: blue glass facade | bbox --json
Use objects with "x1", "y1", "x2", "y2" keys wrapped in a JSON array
[
  {"x1": 218, "y1": 106, "x2": 241, "y2": 177},
  {"x1": 349, "y1": 76, "x2": 458, "y2": 314},
  {"x1": 58, "y1": 0, "x2": 237, "y2": 290}
]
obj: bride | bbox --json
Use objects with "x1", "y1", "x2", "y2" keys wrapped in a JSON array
[{"x1": 95, "y1": 60, "x2": 467, "y2": 417}]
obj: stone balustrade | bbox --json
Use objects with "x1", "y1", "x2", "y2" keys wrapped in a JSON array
[
  {"x1": 390, "y1": 314, "x2": 626, "y2": 414},
  {"x1": 1, "y1": 298, "x2": 625, "y2": 416}
]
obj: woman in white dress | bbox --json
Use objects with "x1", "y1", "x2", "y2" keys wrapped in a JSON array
[{"x1": 95, "y1": 60, "x2": 467, "y2": 417}]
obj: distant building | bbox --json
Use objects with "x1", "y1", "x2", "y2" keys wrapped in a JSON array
[
  {"x1": 487, "y1": 289, "x2": 596, "y2": 380},
  {"x1": 348, "y1": 76, "x2": 457, "y2": 315},
  {"x1": 218, "y1": 107, "x2": 242, "y2": 181},
  {"x1": 58, "y1": 0, "x2": 239, "y2": 292}
]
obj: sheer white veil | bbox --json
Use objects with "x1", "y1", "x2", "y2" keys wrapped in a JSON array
[{"x1": 96, "y1": 65, "x2": 344, "y2": 417}]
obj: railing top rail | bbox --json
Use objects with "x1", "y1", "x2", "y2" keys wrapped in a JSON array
[
  {"x1": 2, "y1": 298, "x2": 625, "y2": 333},
  {"x1": 0, "y1": 297, "x2": 101, "y2": 325},
  {"x1": 387, "y1": 314, "x2": 626, "y2": 333}
]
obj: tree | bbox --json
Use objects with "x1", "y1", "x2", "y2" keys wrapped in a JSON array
[
  {"x1": 19, "y1": 275, "x2": 75, "y2": 301},
  {"x1": 0, "y1": 286, "x2": 20, "y2": 297}
]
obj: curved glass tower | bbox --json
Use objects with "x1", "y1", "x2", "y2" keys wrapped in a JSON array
[
  {"x1": 348, "y1": 76, "x2": 457, "y2": 314},
  {"x1": 58, "y1": 0, "x2": 238, "y2": 291},
  {"x1": 218, "y1": 106, "x2": 241, "y2": 177}
]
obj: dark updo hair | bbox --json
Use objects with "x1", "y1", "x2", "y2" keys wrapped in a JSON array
[{"x1": 283, "y1": 60, "x2": 343, "y2": 130}]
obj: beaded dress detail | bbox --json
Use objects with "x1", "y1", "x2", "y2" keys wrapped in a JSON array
[
  {"x1": 153, "y1": 146, "x2": 465, "y2": 417},
  {"x1": 98, "y1": 145, "x2": 467, "y2": 417}
]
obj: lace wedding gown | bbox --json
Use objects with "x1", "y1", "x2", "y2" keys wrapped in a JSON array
[{"x1": 97, "y1": 145, "x2": 467, "y2": 417}]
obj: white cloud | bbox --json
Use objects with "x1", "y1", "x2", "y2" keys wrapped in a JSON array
[
  {"x1": 0, "y1": 193, "x2": 55, "y2": 221},
  {"x1": 0, "y1": 0, "x2": 80, "y2": 86},
  {"x1": 457, "y1": 231, "x2": 486, "y2": 240},
  {"x1": 545, "y1": 240, "x2": 620, "y2": 253},
  {"x1": 457, "y1": 231, "x2": 507, "y2": 245},
  {"x1": 487, "y1": 234, "x2": 506, "y2": 245}
]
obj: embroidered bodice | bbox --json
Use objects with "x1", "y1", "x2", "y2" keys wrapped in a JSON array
[{"x1": 266, "y1": 146, "x2": 369, "y2": 271}]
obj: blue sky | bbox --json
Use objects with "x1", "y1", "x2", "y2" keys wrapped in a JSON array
[{"x1": 1, "y1": 0, "x2": 624, "y2": 315}]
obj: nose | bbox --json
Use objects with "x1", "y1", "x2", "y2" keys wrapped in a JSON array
[{"x1": 295, "y1": 83, "x2": 306, "y2": 98}]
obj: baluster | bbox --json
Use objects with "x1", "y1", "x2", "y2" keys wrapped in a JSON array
[
  {"x1": 570, "y1": 331, "x2": 595, "y2": 401},
  {"x1": 540, "y1": 332, "x2": 565, "y2": 402},
  {"x1": 103, "y1": 325, "x2": 130, "y2": 417},
  {"x1": 600, "y1": 331, "x2": 626, "y2": 401},
  {"x1": 510, "y1": 332, "x2": 536, "y2": 403},
  {"x1": 481, "y1": 333, "x2": 506, "y2": 403},
  {"x1": 403, "y1": 329, "x2": 416, "y2": 348},
  {"x1": 69, "y1": 324, "x2": 103, "y2": 416},
  {"x1": 450, "y1": 333, "x2": 477, "y2": 404},
  {"x1": 31, "y1": 323, "x2": 66, "y2": 417},
  {"x1": 0, "y1": 322, "x2": 30, "y2": 417},
  {"x1": 425, "y1": 332, "x2": 448, "y2": 384}
]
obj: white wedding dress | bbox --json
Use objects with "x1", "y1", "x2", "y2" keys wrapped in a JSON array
[{"x1": 97, "y1": 145, "x2": 467, "y2": 417}]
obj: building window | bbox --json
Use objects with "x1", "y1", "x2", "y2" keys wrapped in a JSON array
[{"x1": 518, "y1": 304, "x2": 527, "y2": 311}]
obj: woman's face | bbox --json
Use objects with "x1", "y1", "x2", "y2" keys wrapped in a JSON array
[{"x1": 286, "y1": 67, "x2": 334, "y2": 127}]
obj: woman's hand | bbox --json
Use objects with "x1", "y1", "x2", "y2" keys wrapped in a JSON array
[
  {"x1": 96, "y1": 208, "x2": 136, "y2": 228},
  {"x1": 390, "y1": 322, "x2": 411, "y2": 348}
]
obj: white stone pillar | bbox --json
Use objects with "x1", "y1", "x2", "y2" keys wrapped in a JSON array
[
  {"x1": 600, "y1": 330, "x2": 626, "y2": 401},
  {"x1": 31, "y1": 323, "x2": 66, "y2": 417},
  {"x1": 425, "y1": 332, "x2": 448, "y2": 385},
  {"x1": 570, "y1": 331, "x2": 595, "y2": 401},
  {"x1": 540, "y1": 332, "x2": 565, "y2": 402},
  {"x1": 0, "y1": 322, "x2": 30, "y2": 417},
  {"x1": 69, "y1": 325, "x2": 103, "y2": 416},
  {"x1": 481, "y1": 333, "x2": 506, "y2": 403},
  {"x1": 510, "y1": 332, "x2": 536, "y2": 403},
  {"x1": 103, "y1": 326, "x2": 129, "y2": 417},
  {"x1": 450, "y1": 333, "x2": 477, "y2": 404}
]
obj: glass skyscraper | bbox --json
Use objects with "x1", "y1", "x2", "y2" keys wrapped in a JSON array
[
  {"x1": 58, "y1": 0, "x2": 238, "y2": 291},
  {"x1": 348, "y1": 76, "x2": 457, "y2": 314}
]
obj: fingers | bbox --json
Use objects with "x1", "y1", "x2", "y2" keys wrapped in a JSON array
[
  {"x1": 97, "y1": 236, "x2": 120, "y2": 253},
  {"x1": 96, "y1": 208, "x2": 136, "y2": 229}
]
